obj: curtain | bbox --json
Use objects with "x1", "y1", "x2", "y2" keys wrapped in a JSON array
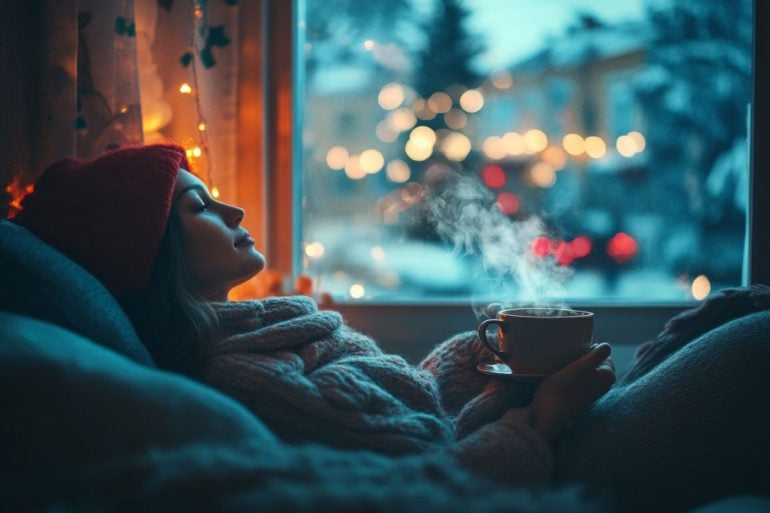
[{"x1": 1, "y1": 0, "x2": 240, "y2": 217}]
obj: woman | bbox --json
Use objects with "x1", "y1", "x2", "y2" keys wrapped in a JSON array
[
  {"x1": 12, "y1": 144, "x2": 613, "y2": 484},
  {"x1": 15, "y1": 145, "x2": 768, "y2": 511}
]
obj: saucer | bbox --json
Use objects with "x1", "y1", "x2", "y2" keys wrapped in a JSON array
[{"x1": 477, "y1": 362, "x2": 549, "y2": 384}]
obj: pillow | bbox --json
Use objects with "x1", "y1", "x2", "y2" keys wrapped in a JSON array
[
  {"x1": 0, "y1": 312, "x2": 277, "y2": 487},
  {"x1": 0, "y1": 219, "x2": 153, "y2": 365}
]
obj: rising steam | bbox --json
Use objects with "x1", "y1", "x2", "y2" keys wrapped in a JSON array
[{"x1": 426, "y1": 173, "x2": 572, "y2": 318}]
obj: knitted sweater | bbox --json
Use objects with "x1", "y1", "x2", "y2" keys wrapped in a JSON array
[{"x1": 202, "y1": 297, "x2": 552, "y2": 486}]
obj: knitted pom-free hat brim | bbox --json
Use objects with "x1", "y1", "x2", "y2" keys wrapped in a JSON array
[{"x1": 14, "y1": 145, "x2": 190, "y2": 297}]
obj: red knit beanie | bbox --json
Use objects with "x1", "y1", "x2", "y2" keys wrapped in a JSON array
[{"x1": 14, "y1": 144, "x2": 190, "y2": 297}]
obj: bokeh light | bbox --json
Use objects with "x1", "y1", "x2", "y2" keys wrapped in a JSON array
[
  {"x1": 304, "y1": 242, "x2": 325, "y2": 258},
  {"x1": 606, "y1": 232, "x2": 638, "y2": 263},
  {"x1": 413, "y1": 99, "x2": 436, "y2": 120},
  {"x1": 482, "y1": 135, "x2": 507, "y2": 160},
  {"x1": 349, "y1": 283, "x2": 366, "y2": 299},
  {"x1": 562, "y1": 133, "x2": 585, "y2": 156},
  {"x1": 628, "y1": 131, "x2": 646, "y2": 152},
  {"x1": 541, "y1": 146, "x2": 568, "y2": 170},
  {"x1": 428, "y1": 92, "x2": 452, "y2": 113},
  {"x1": 553, "y1": 240, "x2": 575, "y2": 265},
  {"x1": 524, "y1": 129, "x2": 548, "y2": 153},
  {"x1": 502, "y1": 132, "x2": 526, "y2": 155},
  {"x1": 326, "y1": 146, "x2": 349, "y2": 169},
  {"x1": 459, "y1": 89, "x2": 485, "y2": 113},
  {"x1": 584, "y1": 136, "x2": 607, "y2": 159},
  {"x1": 378, "y1": 82, "x2": 405, "y2": 110},
  {"x1": 386, "y1": 160, "x2": 411, "y2": 183},
  {"x1": 440, "y1": 132, "x2": 472, "y2": 161},
  {"x1": 376, "y1": 121, "x2": 399, "y2": 142},
  {"x1": 405, "y1": 139, "x2": 433, "y2": 161},
  {"x1": 616, "y1": 135, "x2": 637, "y2": 157},
  {"x1": 481, "y1": 165, "x2": 506, "y2": 189},
  {"x1": 409, "y1": 126, "x2": 437, "y2": 148},
  {"x1": 531, "y1": 237, "x2": 551, "y2": 257},
  {"x1": 388, "y1": 108, "x2": 417, "y2": 131},
  {"x1": 491, "y1": 72, "x2": 513, "y2": 89},
  {"x1": 529, "y1": 162, "x2": 556, "y2": 188},
  {"x1": 571, "y1": 236, "x2": 592, "y2": 258},
  {"x1": 359, "y1": 149, "x2": 385, "y2": 174},
  {"x1": 691, "y1": 274, "x2": 711, "y2": 300},
  {"x1": 496, "y1": 191, "x2": 520, "y2": 215},
  {"x1": 344, "y1": 155, "x2": 367, "y2": 179},
  {"x1": 370, "y1": 246, "x2": 386, "y2": 262},
  {"x1": 444, "y1": 108, "x2": 468, "y2": 129}
]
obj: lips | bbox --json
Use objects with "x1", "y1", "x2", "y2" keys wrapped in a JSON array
[{"x1": 234, "y1": 231, "x2": 254, "y2": 247}]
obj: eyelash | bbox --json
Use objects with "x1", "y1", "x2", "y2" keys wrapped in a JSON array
[{"x1": 195, "y1": 200, "x2": 211, "y2": 212}]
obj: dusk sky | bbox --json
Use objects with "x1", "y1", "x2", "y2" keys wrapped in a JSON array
[{"x1": 466, "y1": 0, "x2": 646, "y2": 71}]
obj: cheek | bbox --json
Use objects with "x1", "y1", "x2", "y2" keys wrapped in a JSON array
[{"x1": 181, "y1": 221, "x2": 234, "y2": 281}]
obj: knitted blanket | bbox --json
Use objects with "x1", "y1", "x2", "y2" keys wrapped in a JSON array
[{"x1": 202, "y1": 297, "x2": 553, "y2": 486}]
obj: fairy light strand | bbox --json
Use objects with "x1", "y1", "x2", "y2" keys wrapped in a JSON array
[{"x1": 184, "y1": 0, "x2": 214, "y2": 192}]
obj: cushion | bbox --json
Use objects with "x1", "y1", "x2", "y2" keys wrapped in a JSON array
[
  {"x1": 0, "y1": 313, "x2": 276, "y2": 491},
  {"x1": 0, "y1": 219, "x2": 153, "y2": 365}
]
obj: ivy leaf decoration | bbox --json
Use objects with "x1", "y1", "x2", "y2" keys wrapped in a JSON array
[
  {"x1": 199, "y1": 25, "x2": 231, "y2": 69},
  {"x1": 200, "y1": 48, "x2": 215, "y2": 68},
  {"x1": 115, "y1": 16, "x2": 136, "y2": 37},
  {"x1": 180, "y1": 52, "x2": 194, "y2": 67},
  {"x1": 208, "y1": 25, "x2": 231, "y2": 48}
]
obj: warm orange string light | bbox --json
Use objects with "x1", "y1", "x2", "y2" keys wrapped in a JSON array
[{"x1": 177, "y1": 1, "x2": 215, "y2": 194}]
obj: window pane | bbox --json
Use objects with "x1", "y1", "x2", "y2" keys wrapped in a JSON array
[{"x1": 299, "y1": 0, "x2": 753, "y2": 303}]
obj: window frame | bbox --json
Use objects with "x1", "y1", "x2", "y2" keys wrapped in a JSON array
[{"x1": 253, "y1": 0, "x2": 768, "y2": 363}]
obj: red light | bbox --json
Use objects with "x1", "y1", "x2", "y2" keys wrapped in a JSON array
[
  {"x1": 531, "y1": 237, "x2": 550, "y2": 257},
  {"x1": 481, "y1": 165, "x2": 506, "y2": 189},
  {"x1": 553, "y1": 240, "x2": 575, "y2": 265},
  {"x1": 495, "y1": 191, "x2": 520, "y2": 215},
  {"x1": 607, "y1": 232, "x2": 638, "y2": 263},
  {"x1": 571, "y1": 236, "x2": 592, "y2": 258}
]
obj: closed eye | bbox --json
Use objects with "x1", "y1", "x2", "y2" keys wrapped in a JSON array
[{"x1": 194, "y1": 200, "x2": 210, "y2": 212}]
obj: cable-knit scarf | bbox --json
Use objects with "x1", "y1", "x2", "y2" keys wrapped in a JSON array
[{"x1": 203, "y1": 296, "x2": 454, "y2": 454}]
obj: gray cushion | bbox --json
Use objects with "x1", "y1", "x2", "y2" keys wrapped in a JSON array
[{"x1": 0, "y1": 219, "x2": 153, "y2": 366}]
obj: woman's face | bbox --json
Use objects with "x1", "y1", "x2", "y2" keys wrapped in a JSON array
[{"x1": 173, "y1": 169, "x2": 265, "y2": 300}]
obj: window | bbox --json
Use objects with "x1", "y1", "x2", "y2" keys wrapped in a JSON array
[{"x1": 261, "y1": 0, "x2": 766, "y2": 363}]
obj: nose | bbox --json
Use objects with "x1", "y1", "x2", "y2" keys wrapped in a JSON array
[{"x1": 222, "y1": 203, "x2": 245, "y2": 228}]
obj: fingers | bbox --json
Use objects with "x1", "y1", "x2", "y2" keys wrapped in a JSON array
[
  {"x1": 580, "y1": 342, "x2": 612, "y2": 367},
  {"x1": 598, "y1": 356, "x2": 615, "y2": 373},
  {"x1": 561, "y1": 343, "x2": 615, "y2": 385}
]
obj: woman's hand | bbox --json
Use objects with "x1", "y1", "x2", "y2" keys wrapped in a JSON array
[{"x1": 529, "y1": 343, "x2": 616, "y2": 444}]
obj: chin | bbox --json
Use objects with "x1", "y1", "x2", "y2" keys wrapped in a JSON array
[{"x1": 250, "y1": 250, "x2": 267, "y2": 273}]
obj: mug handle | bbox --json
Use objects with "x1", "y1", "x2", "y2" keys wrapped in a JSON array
[{"x1": 477, "y1": 318, "x2": 508, "y2": 361}]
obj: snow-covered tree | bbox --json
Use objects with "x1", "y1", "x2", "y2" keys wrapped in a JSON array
[{"x1": 635, "y1": 0, "x2": 752, "y2": 278}]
